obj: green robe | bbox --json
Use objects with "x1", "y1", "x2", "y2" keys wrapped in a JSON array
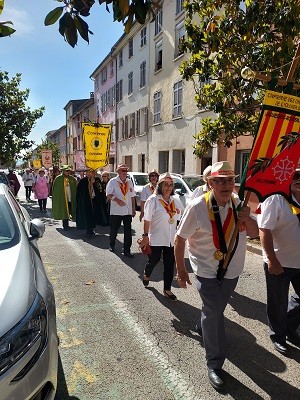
[{"x1": 52, "y1": 174, "x2": 77, "y2": 220}]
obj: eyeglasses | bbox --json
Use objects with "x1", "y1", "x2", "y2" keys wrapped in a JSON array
[
  {"x1": 293, "y1": 173, "x2": 300, "y2": 180},
  {"x1": 119, "y1": 169, "x2": 128, "y2": 172},
  {"x1": 210, "y1": 178, "x2": 235, "y2": 185},
  {"x1": 164, "y1": 183, "x2": 174, "y2": 187},
  {"x1": 149, "y1": 174, "x2": 158, "y2": 178}
]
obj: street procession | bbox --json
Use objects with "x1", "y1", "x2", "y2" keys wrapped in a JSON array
[{"x1": 1, "y1": 1, "x2": 300, "y2": 399}]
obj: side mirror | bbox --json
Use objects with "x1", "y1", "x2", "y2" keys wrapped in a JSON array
[
  {"x1": 175, "y1": 188, "x2": 184, "y2": 196},
  {"x1": 29, "y1": 218, "x2": 45, "y2": 240}
]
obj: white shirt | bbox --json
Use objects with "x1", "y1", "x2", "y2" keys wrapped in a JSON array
[
  {"x1": 176, "y1": 193, "x2": 247, "y2": 279},
  {"x1": 257, "y1": 194, "x2": 300, "y2": 268},
  {"x1": 144, "y1": 194, "x2": 183, "y2": 247},
  {"x1": 140, "y1": 184, "x2": 155, "y2": 202},
  {"x1": 190, "y1": 183, "x2": 209, "y2": 201},
  {"x1": 106, "y1": 176, "x2": 135, "y2": 216},
  {"x1": 22, "y1": 172, "x2": 34, "y2": 186}
]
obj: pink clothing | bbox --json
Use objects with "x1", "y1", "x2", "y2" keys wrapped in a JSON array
[{"x1": 34, "y1": 175, "x2": 49, "y2": 199}]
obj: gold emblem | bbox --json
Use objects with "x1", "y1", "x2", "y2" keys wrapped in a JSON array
[
  {"x1": 123, "y1": 195, "x2": 127, "y2": 200},
  {"x1": 168, "y1": 217, "x2": 175, "y2": 224},
  {"x1": 214, "y1": 250, "x2": 224, "y2": 261}
]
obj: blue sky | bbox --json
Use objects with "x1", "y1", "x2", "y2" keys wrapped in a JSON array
[{"x1": 0, "y1": 0, "x2": 124, "y2": 144}]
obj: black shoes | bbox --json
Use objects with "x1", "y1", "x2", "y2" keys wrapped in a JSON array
[
  {"x1": 207, "y1": 368, "x2": 224, "y2": 390},
  {"x1": 163, "y1": 290, "x2": 177, "y2": 301},
  {"x1": 195, "y1": 324, "x2": 203, "y2": 338},
  {"x1": 142, "y1": 275, "x2": 150, "y2": 287},
  {"x1": 287, "y1": 331, "x2": 300, "y2": 346},
  {"x1": 123, "y1": 252, "x2": 134, "y2": 258},
  {"x1": 273, "y1": 341, "x2": 288, "y2": 355}
]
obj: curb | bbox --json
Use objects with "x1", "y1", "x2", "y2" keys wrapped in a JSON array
[{"x1": 246, "y1": 240, "x2": 262, "y2": 256}]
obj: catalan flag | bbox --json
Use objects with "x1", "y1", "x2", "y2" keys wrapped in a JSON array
[{"x1": 242, "y1": 90, "x2": 300, "y2": 201}]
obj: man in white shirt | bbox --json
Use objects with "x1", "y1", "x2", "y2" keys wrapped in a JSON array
[
  {"x1": 174, "y1": 161, "x2": 258, "y2": 390},
  {"x1": 139, "y1": 169, "x2": 159, "y2": 221},
  {"x1": 258, "y1": 167, "x2": 300, "y2": 355},
  {"x1": 106, "y1": 163, "x2": 136, "y2": 258},
  {"x1": 22, "y1": 168, "x2": 34, "y2": 201}
]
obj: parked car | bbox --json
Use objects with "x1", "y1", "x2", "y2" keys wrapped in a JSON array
[
  {"x1": 171, "y1": 174, "x2": 195, "y2": 209},
  {"x1": 0, "y1": 183, "x2": 58, "y2": 400},
  {"x1": 127, "y1": 172, "x2": 149, "y2": 209},
  {"x1": 182, "y1": 174, "x2": 205, "y2": 191}
]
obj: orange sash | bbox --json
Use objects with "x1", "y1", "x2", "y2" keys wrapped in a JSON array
[
  {"x1": 118, "y1": 181, "x2": 129, "y2": 197},
  {"x1": 204, "y1": 192, "x2": 235, "y2": 251},
  {"x1": 159, "y1": 198, "x2": 176, "y2": 218}
]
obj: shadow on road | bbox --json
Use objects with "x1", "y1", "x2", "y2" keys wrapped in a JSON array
[
  {"x1": 147, "y1": 287, "x2": 300, "y2": 399},
  {"x1": 55, "y1": 352, "x2": 81, "y2": 400}
]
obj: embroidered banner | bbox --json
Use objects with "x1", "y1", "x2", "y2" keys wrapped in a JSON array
[
  {"x1": 243, "y1": 90, "x2": 300, "y2": 201},
  {"x1": 41, "y1": 150, "x2": 53, "y2": 169},
  {"x1": 83, "y1": 123, "x2": 112, "y2": 170},
  {"x1": 75, "y1": 150, "x2": 86, "y2": 171}
]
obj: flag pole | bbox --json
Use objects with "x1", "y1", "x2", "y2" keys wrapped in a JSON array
[{"x1": 222, "y1": 42, "x2": 300, "y2": 273}]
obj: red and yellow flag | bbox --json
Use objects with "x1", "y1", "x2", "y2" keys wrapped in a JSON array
[{"x1": 244, "y1": 90, "x2": 300, "y2": 201}]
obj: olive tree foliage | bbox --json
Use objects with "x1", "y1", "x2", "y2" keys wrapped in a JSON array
[
  {"x1": 0, "y1": 0, "x2": 15, "y2": 37},
  {"x1": 179, "y1": 0, "x2": 300, "y2": 158},
  {"x1": 0, "y1": 70, "x2": 45, "y2": 164}
]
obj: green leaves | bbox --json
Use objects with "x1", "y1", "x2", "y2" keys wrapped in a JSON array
[
  {"x1": 0, "y1": 70, "x2": 44, "y2": 164},
  {"x1": 0, "y1": 21, "x2": 15, "y2": 37},
  {"x1": 181, "y1": 0, "x2": 300, "y2": 158},
  {"x1": 44, "y1": 7, "x2": 64, "y2": 26}
]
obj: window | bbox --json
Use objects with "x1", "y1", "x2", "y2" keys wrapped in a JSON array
[
  {"x1": 175, "y1": 20, "x2": 185, "y2": 58},
  {"x1": 124, "y1": 115, "x2": 128, "y2": 139},
  {"x1": 172, "y1": 149, "x2": 185, "y2": 174},
  {"x1": 173, "y1": 80, "x2": 183, "y2": 117},
  {"x1": 118, "y1": 50, "x2": 123, "y2": 68},
  {"x1": 176, "y1": 0, "x2": 184, "y2": 15},
  {"x1": 128, "y1": 71, "x2": 133, "y2": 95},
  {"x1": 95, "y1": 77, "x2": 99, "y2": 91},
  {"x1": 140, "y1": 26, "x2": 147, "y2": 47},
  {"x1": 116, "y1": 79, "x2": 123, "y2": 103},
  {"x1": 140, "y1": 60, "x2": 146, "y2": 88},
  {"x1": 155, "y1": 40, "x2": 163, "y2": 71},
  {"x1": 128, "y1": 38, "x2": 133, "y2": 58},
  {"x1": 110, "y1": 61, "x2": 114, "y2": 77},
  {"x1": 155, "y1": 8, "x2": 163, "y2": 35},
  {"x1": 159, "y1": 151, "x2": 169, "y2": 173},
  {"x1": 129, "y1": 112, "x2": 135, "y2": 137},
  {"x1": 235, "y1": 150, "x2": 251, "y2": 183},
  {"x1": 153, "y1": 91, "x2": 162, "y2": 124},
  {"x1": 101, "y1": 67, "x2": 107, "y2": 84},
  {"x1": 143, "y1": 107, "x2": 148, "y2": 133},
  {"x1": 136, "y1": 109, "x2": 140, "y2": 135}
]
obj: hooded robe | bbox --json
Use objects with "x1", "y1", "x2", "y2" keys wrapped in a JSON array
[
  {"x1": 76, "y1": 176, "x2": 109, "y2": 229},
  {"x1": 52, "y1": 174, "x2": 77, "y2": 220}
]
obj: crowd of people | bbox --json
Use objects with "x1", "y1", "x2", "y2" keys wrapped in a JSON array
[{"x1": 6, "y1": 160, "x2": 300, "y2": 391}]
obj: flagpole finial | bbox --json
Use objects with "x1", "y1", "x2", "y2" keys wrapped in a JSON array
[{"x1": 241, "y1": 67, "x2": 256, "y2": 80}]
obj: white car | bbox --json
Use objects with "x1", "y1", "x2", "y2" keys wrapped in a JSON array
[
  {"x1": 0, "y1": 183, "x2": 58, "y2": 400},
  {"x1": 126, "y1": 172, "x2": 149, "y2": 209}
]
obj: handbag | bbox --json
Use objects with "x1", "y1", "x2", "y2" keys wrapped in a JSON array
[{"x1": 137, "y1": 238, "x2": 151, "y2": 255}]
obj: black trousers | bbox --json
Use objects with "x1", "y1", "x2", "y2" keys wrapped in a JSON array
[
  {"x1": 264, "y1": 262, "x2": 300, "y2": 342},
  {"x1": 144, "y1": 246, "x2": 175, "y2": 291},
  {"x1": 109, "y1": 214, "x2": 132, "y2": 253},
  {"x1": 25, "y1": 186, "x2": 32, "y2": 199},
  {"x1": 62, "y1": 202, "x2": 72, "y2": 228},
  {"x1": 38, "y1": 198, "x2": 47, "y2": 211}
]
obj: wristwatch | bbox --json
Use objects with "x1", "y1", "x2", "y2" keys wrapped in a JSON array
[{"x1": 142, "y1": 233, "x2": 148, "y2": 237}]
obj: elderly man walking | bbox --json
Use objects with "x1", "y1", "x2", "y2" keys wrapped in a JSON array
[
  {"x1": 106, "y1": 163, "x2": 136, "y2": 257},
  {"x1": 258, "y1": 166, "x2": 300, "y2": 355},
  {"x1": 174, "y1": 161, "x2": 258, "y2": 390}
]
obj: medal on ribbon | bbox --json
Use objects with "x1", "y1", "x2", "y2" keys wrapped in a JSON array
[
  {"x1": 159, "y1": 198, "x2": 176, "y2": 223},
  {"x1": 118, "y1": 181, "x2": 128, "y2": 201}
]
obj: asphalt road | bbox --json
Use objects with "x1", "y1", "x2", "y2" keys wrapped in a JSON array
[{"x1": 17, "y1": 183, "x2": 300, "y2": 400}]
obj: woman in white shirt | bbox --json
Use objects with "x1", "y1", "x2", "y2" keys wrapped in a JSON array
[{"x1": 139, "y1": 173, "x2": 183, "y2": 301}]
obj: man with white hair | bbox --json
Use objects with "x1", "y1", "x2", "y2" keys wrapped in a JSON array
[{"x1": 174, "y1": 161, "x2": 258, "y2": 390}]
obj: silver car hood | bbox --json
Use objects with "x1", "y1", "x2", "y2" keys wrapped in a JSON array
[{"x1": 0, "y1": 241, "x2": 37, "y2": 337}]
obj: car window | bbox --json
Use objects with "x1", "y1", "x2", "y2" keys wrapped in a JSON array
[
  {"x1": 130, "y1": 174, "x2": 148, "y2": 186},
  {"x1": 0, "y1": 172, "x2": 9, "y2": 186},
  {"x1": 182, "y1": 177, "x2": 204, "y2": 191},
  {"x1": 173, "y1": 178, "x2": 187, "y2": 194},
  {"x1": 0, "y1": 195, "x2": 20, "y2": 250}
]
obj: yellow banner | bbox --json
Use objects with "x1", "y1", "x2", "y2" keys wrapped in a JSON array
[
  {"x1": 83, "y1": 123, "x2": 112, "y2": 169},
  {"x1": 263, "y1": 90, "x2": 300, "y2": 113},
  {"x1": 32, "y1": 159, "x2": 42, "y2": 169}
]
